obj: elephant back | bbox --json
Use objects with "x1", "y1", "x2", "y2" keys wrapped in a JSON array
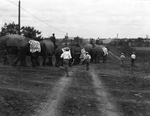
[
  {"x1": 0, "y1": 34, "x2": 26, "y2": 47},
  {"x1": 93, "y1": 45, "x2": 103, "y2": 55},
  {"x1": 71, "y1": 45, "x2": 81, "y2": 54},
  {"x1": 40, "y1": 39, "x2": 54, "y2": 54},
  {"x1": 83, "y1": 44, "x2": 93, "y2": 56},
  {"x1": 55, "y1": 44, "x2": 68, "y2": 56}
]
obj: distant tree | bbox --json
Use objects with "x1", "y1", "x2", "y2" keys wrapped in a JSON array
[
  {"x1": 0, "y1": 22, "x2": 19, "y2": 36},
  {"x1": 21, "y1": 26, "x2": 43, "y2": 41},
  {"x1": 136, "y1": 37, "x2": 144, "y2": 47},
  {"x1": 0, "y1": 22, "x2": 43, "y2": 41}
]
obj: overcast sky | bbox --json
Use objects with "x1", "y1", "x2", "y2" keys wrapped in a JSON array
[{"x1": 1, "y1": 0, "x2": 150, "y2": 38}]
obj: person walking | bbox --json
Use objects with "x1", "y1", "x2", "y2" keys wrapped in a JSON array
[
  {"x1": 84, "y1": 52, "x2": 91, "y2": 71},
  {"x1": 120, "y1": 53, "x2": 125, "y2": 67},
  {"x1": 50, "y1": 33, "x2": 56, "y2": 48},
  {"x1": 131, "y1": 52, "x2": 136, "y2": 67},
  {"x1": 60, "y1": 47, "x2": 72, "y2": 77}
]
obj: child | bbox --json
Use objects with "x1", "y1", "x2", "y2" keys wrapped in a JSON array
[
  {"x1": 84, "y1": 52, "x2": 91, "y2": 71},
  {"x1": 120, "y1": 53, "x2": 125, "y2": 67}
]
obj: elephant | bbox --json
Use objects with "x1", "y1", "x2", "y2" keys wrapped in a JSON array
[
  {"x1": 0, "y1": 34, "x2": 55, "y2": 67},
  {"x1": 83, "y1": 44, "x2": 94, "y2": 62},
  {"x1": 55, "y1": 43, "x2": 82, "y2": 67},
  {"x1": 12, "y1": 38, "x2": 41, "y2": 67},
  {"x1": 13, "y1": 38, "x2": 55, "y2": 67},
  {"x1": 0, "y1": 34, "x2": 27, "y2": 65},
  {"x1": 39, "y1": 39, "x2": 54, "y2": 66},
  {"x1": 82, "y1": 43, "x2": 108, "y2": 63},
  {"x1": 92, "y1": 45, "x2": 108, "y2": 63}
]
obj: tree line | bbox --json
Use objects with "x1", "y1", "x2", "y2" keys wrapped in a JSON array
[{"x1": 0, "y1": 22, "x2": 43, "y2": 41}]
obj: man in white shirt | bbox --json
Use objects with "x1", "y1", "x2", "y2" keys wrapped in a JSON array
[
  {"x1": 131, "y1": 52, "x2": 136, "y2": 67},
  {"x1": 84, "y1": 52, "x2": 91, "y2": 71},
  {"x1": 60, "y1": 47, "x2": 72, "y2": 77}
]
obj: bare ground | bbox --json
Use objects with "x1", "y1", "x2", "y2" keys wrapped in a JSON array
[
  {"x1": 32, "y1": 68, "x2": 76, "y2": 116},
  {"x1": 90, "y1": 67, "x2": 122, "y2": 116},
  {"x1": 1, "y1": 49, "x2": 150, "y2": 116}
]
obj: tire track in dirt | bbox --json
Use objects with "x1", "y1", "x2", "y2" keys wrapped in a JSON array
[
  {"x1": 90, "y1": 67, "x2": 122, "y2": 116},
  {"x1": 109, "y1": 51, "x2": 120, "y2": 60},
  {"x1": 0, "y1": 86, "x2": 45, "y2": 94},
  {"x1": 32, "y1": 69, "x2": 75, "y2": 116}
]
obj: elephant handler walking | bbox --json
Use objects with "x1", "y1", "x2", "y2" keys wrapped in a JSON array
[
  {"x1": 83, "y1": 52, "x2": 91, "y2": 71},
  {"x1": 60, "y1": 47, "x2": 72, "y2": 77},
  {"x1": 131, "y1": 52, "x2": 136, "y2": 67},
  {"x1": 120, "y1": 53, "x2": 125, "y2": 67}
]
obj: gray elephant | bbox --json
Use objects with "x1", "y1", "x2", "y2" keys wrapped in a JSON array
[
  {"x1": 13, "y1": 38, "x2": 55, "y2": 67},
  {"x1": 83, "y1": 44, "x2": 94, "y2": 62},
  {"x1": 0, "y1": 34, "x2": 28, "y2": 65},
  {"x1": 82, "y1": 43, "x2": 108, "y2": 63},
  {"x1": 12, "y1": 38, "x2": 41, "y2": 67},
  {"x1": 55, "y1": 43, "x2": 81, "y2": 67},
  {"x1": 40, "y1": 39, "x2": 54, "y2": 66},
  {"x1": 93, "y1": 45, "x2": 108, "y2": 63}
]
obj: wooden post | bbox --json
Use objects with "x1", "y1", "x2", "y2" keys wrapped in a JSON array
[
  {"x1": 65, "y1": 33, "x2": 68, "y2": 46},
  {"x1": 18, "y1": 0, "x2": 21, "y2": 35}
]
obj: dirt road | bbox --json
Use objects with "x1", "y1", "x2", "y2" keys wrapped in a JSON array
[
  {"x1": 32, "y1": 68, "x2": 76, "y2": 116},
  {"x1": 90, "y1": 66, "x2": 122, "y2": 116},
  {"x1": 32, "y1": 65, "x2": 124, "y2": 116}
]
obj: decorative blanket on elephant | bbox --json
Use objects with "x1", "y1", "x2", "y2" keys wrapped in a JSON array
[
  {"x1": 29, "y1": 40, "x2": 41, "y2": 53},
  {"x1": 102, "y1": 47, "x2": 108, "y2": 56}
]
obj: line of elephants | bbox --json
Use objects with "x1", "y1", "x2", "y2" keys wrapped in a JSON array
[{"x1": 0, "y1": 34, "x2": 109, "y2": 67}]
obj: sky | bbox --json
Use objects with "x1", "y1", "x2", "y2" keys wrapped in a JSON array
[{"x1": 0, "y1": 0, "x2": 150, "y2": 38}]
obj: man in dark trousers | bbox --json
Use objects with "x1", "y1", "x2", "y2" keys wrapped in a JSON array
[
  {"x1": 50, "y1": 33, "x2": 56, "y2": 48},
  {"x1": 60, "y1": 47, "x2": 72, "y2": 77},
  {"x1": 131, "y1": 52, "x2": 136, "y2": 67}
]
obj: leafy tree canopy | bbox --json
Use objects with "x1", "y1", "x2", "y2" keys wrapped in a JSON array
[
  {"x1": 0, "y1": 22, "x2": 19, "y2": 36},
  {"x1": 0, "y1": 22, "x2": 43, "y2": 41}
]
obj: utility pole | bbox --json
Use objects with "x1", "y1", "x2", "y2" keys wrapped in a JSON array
[
  {"x1": 18, "y1": 0, "x2": 21, "y2": 35},
  {"x1": 117, "y1": 33, "x2": 118, "y2": 39},
  {"x1": 65, "y1": 33, "x2": 68, "y2": 46}
]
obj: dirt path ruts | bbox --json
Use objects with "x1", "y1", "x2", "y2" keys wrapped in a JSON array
[
  {"x1": 90, "y1": 67, "x2": 122, "y2": 116},
  {"x1": 32, "y1": 69, "x2": 75, "y2": 116}
]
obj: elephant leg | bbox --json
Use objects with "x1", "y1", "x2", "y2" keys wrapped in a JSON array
[
  {"x1": 42, "y1": 55, "x2": 46, "y2": 66},
  {"x1": 12, "y1": 51, "x2": 22, "y2": 67},
  {"x1": 31, "y1": 56, "x2": 36, "y2": 67},
  {"x1": 30, "y1": 52, "x2": 39, "y2": 67},
  {"x1": 55, "y1": 56, "x2": 59, "y2": 67},
  {"x1": 3, "y1": 55, "x2": 9, "y2": 65},
  {"x1": 103, "y1": 55, "x2": 107, "y2": 63},
  {"x1": 48, "y1": 56, "x2": 53, "y2": 66},
  {"x1": 60, "y1": 58, "x2": 63, "y2": 66},
  {"x1": 94, "y1": 55, "x2": 97, "y2": 63},
  {"x1": 12, "y1": 57, "x2": 20, "y2": 67},
  {"x1": 97, "y1": 56, "x2": 100, "y2": 63},
  {"x1": 20, "y1": 55, "x2": 27, "y2": 66},
  {"x1": 36, "y1": 56, "x2": 40, "y2": 66},
  {"x1": 31, "y1": 54, "x2": 34, "y2": 67},
  {"x1": 69, "y1": 59, "x2": 72, "y2": 67}
]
